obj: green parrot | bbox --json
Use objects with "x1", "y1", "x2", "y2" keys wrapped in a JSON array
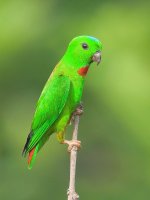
[{"x1": 22, "y1": 35, "x2": 102, "y2": 169}]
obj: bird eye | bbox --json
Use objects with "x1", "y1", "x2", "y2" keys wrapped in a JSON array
[{"x1": 82, "y1": 43, "x2": 88, "y2": 50}]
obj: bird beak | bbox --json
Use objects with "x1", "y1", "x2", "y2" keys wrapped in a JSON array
[{"x1": 92, "y1": 51, "x2": 101, "y2": 65}]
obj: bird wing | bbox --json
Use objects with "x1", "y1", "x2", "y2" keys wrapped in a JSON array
[{"x1": 23, "y1": 74, "x2": 71, "y2": 155}]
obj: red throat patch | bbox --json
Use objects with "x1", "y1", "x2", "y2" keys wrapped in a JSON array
[{"x1": 77, "y1": 66, "x2": 89, "y2": 76}]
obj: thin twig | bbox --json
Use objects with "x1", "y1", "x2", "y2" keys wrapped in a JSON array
[{"x1": 67, "y1": 114, "x2": 80, "y2": 200}]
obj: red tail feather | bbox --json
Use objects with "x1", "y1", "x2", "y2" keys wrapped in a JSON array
[{"x1": 28, "y1": 147, "x2": 35, "y2": 165}]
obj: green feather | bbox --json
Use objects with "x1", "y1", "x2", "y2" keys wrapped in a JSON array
[
  {"x1": 28, "y1": 133, "x2": 50, "y2": 169},
  {"x1": 26, "y1": 75, "x2": 71, "y2": 153},
  {"x1": 23, "y1": 35, "x2": 102, "y2": 168}
]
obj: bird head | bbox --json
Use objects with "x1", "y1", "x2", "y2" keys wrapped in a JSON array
[{"x1": 65, "y1": 36, "x2": 102, "y2": 66}]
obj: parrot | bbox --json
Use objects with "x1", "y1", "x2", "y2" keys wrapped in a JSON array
[{"x1": 22, "y1": 35, "x2": 102, "y2": 169}]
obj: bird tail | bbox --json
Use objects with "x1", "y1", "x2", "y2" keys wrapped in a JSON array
[
  {"x1": 28, "y1": 144, "x2": 39, "y2": 169},
  {"x1": 23, "y1": 132, "x2": 50, "y2": 169}
]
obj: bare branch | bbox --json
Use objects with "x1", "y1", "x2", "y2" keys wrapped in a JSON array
[{"x1": 67, "y1": 113, "x2": 81, "y2": 200}]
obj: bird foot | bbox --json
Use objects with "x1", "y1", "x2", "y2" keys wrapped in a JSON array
[
  {"x1": 69, "y1": 103, "x2": 83, "y2": 124},
  {"x1": 74, "y1": 103, "x2": 83, "y2": 116},
  {"x1": 63, "y1": 140, "x2": 81, "y2": 152}
]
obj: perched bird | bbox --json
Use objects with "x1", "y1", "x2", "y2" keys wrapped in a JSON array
[{"x1": 22, "y1": 36, "x2": 102, "y2": 169}]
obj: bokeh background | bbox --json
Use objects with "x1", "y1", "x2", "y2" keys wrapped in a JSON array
[{"x1": 0, "y1": 0, "x2": 150, "y2": 199}]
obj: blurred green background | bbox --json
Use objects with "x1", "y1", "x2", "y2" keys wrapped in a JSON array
[{"x1": 0, "y1": 0, "x2": 150, "y2": 199}]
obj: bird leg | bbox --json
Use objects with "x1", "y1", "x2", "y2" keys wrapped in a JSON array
[{"x1": 57, "y1": 133, "x2": 81, "y2": 152}]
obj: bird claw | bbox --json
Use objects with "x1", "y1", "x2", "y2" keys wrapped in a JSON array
[
  {"x1": 68, "y1": 103, "x2": 83, "y2": 125},
  {"x1": 63, "y1": 140, "x2": 81, "y2": 152},
  {"x1": 74, "y1": 103, "x2": 83, "y2": 116},
  {"x1": 70, "y1": 103, "x2": 84, "y2": 124}
]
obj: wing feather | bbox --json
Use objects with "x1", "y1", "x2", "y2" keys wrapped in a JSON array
[{"x1": 23, "y1": 75, "x2": 71, "y2": 155}]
